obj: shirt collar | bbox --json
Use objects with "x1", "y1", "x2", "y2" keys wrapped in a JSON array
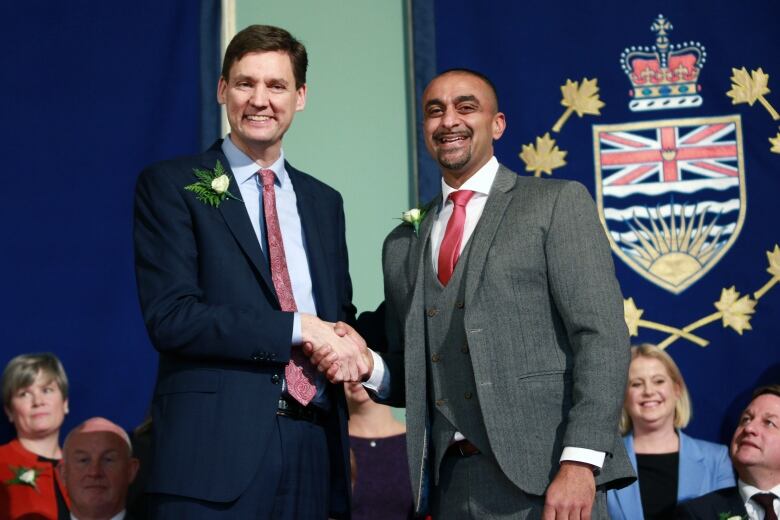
[
  {"x1": 738, "y1": 479, "x2": 780, "y2": 506},
  {"x1": 221, "y1": 135, "x2": 289, "y2": 188},
  {"x1": 440, "y1": 156, "x2": 498, "y2": 202}
]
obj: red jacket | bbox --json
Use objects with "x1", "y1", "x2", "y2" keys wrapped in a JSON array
[{"x1": 0, "y1": 439, "x2": 70, "y2": 519}]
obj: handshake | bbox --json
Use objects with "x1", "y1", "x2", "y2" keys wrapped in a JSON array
[{"x1": 300, "y1": 314, "x2": 374, "y2": 383}]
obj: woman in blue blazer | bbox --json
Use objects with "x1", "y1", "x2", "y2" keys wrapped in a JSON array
[{"x1": 607, "y1": 345, "x2": 734, "y2": 520}]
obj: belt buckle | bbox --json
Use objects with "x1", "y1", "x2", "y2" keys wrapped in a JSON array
[{"x1": 277, "y1": 397, "x2": 320, "y2": 425}]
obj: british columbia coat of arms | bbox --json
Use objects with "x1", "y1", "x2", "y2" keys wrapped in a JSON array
[{"x1": 592, "y1": 15, "x2": 746, "y2": 294}]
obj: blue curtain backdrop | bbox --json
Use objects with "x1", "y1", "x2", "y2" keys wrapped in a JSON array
[
  {"x1": 0, "y1": 1, "x2": 220, "y2": 441},
  {"x1": 413, "y1": 0, "x2": 780, "y2": 444}
]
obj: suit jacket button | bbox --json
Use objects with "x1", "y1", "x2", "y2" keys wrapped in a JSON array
[
  {"x1": 435, "y1": 399, "x2": 445, "y2": 407},
  {"x1": 461, "y1": 344, "x2": 469, "y2": 354},
  {"x1": 431, "y1": 353, "x2": 441, "y2": 362},
  {"x1": 464, "y1": 391, "x2": 473, "y2": 400},
  {"x1": 271, "y1": 374, "x2": 281, "y2": 384},
  {"x1": 427, "y1": 308, "x2": 438, "y2": 317},
  {"x1": 455, "y1": 301, "x2": 465, "y2": 309}
]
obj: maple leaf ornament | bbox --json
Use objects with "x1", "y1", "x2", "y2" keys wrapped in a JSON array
[
  {"x1": 727, "y1": 67, "x2": 780, "y2": 120},
  {"x1": 714, "y1": 286, "x2": 757, "y2": 335},
  {"x1": 553, "y1": 78, "x2": 605, "y2": 132},
  {"x1": 519, "y1": 133, "x2": 567, "y2": 177},
  {"x1": 623, "y1": 298, "x2": 644, "y2": 337}
]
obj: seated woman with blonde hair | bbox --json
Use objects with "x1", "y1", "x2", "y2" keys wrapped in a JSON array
[
  {"x1": 607, "y1": 344, "x2": 734, "y2": 519},
  {"x1": 0, "y1": 353, "x2": 71, "y2": 520}
]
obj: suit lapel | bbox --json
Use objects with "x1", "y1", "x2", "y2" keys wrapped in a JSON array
[
  {"x1": 678, "y1": 431, "x2": 706, "y2": 498},
  {"x1": 403, "y1": 201, "x2": 438, "y2": 511},
  {"x1": 404, "y1": 199, "x2": 438, "y2": 346},
  {"x1": 463, "y1": 165, "x2": 516, "y2": 304},
  {"x1": 288, "y1": 165, "x2": 336, "y2": 321},
  {"x1": 209, "y1": 148, "x2": 276, "y2": 294},
  {"x1": 727, "y1": 488, "x2": 748, "y2": 516}
]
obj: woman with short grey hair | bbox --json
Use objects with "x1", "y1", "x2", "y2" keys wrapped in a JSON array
[{"x1": 0, "y1": 352, "x2": 71, "y2": 519}]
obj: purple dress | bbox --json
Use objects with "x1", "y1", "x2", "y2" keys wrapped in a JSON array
[{"x1": 350, "y1": 434, "x2": 414, "y2": 520}]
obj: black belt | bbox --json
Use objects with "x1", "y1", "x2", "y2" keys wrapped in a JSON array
[
  {"x1": 447, "y1": 439, "x2": 480, "y2": 457},
  {"x1": 276, "y1": 397, "x2": 326, "y2": 426}
]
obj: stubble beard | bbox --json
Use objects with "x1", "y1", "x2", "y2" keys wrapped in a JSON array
[{"x1": 437, "y1": 148, "x2": 472, "y2": 172}]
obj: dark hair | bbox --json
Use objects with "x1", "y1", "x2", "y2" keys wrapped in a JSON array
[
  {"x1": 435, "y1": 68, "x2": 500, "y2": 109},
  {"x1": 221, "y1": 25, "x2": 308, "y2": 88},
  {"x1": 752, "y1": 384, "x2": 780, "y2": 401}
]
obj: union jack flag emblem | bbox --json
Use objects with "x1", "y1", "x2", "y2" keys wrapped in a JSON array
[{"x1": 593, "y1": 115, "x2": 746, "y2": 293}]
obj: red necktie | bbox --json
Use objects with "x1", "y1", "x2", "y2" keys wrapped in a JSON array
[
  {"x1": 437, "y1": 190, "x2": 475, "y2": 285},
  {"x1": 260, "y1": 169, "x2": 317, "y2": 405},
  {"x1": 753, "y1": 493, "x2": 778, "y2": 520}
]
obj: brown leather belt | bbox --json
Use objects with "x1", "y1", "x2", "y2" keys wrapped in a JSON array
[
  {"x1": 447, "y1": 439, "x2": 480, "y2": 457},
  {"x1": 276, "y1": 397, "x2": 326, "y2": 426}
]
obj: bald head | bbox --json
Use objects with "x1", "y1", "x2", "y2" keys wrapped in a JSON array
[
  {"x1": 60, "y1": 417, "x2": 138, "y2": 520},
  {"x1": 63, "y1": 416, "x2": 132, "y2": 456},
  {"x1": 432, "y1": 68, "x2": 500, "y2": 113}
]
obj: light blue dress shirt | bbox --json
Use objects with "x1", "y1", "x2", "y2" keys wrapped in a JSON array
[{"x1": 222, "y1": 136, "x2": 328, "y2": 406}]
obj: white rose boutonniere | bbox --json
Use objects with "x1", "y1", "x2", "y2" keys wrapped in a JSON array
[
  {"x1": 210, "y1": 174, "x2": 230, "y2": 194},
  {"x1": 401, "y1": 207, "x2": 427, "y2": 236},
  {"x1": 5, "y1": 465, "x2": 42, "y2": 490},
  {"x1": 184, "y1": 160, "x2": 242, "y2": 207}
]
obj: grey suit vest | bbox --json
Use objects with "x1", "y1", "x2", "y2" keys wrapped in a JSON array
[{"x1": 423, "y1": 238, "x2": 492, "y2": 484}]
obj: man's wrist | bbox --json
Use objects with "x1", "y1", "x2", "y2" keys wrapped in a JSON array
[{"x1": 363, "y1": 350, "x2": 385, "y2": 390}]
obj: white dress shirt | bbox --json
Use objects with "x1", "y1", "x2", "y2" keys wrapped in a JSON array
[
  {"x1": 739, "y1": 479, "x2": 780, "y2": 520},
  {"x1": 366, "y1": 156, "x2": 605, "y2": 469}
]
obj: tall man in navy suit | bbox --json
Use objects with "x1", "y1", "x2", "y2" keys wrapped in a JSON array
[{"x1": 133, "y1": 25, "x2": 367, "y2": 519}]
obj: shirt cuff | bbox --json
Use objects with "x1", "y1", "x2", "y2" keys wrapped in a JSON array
[
  {"x1": 291, "y1": 312, "x2": 302, "y2": 345},
  {"x1": 560, "y1": 447, "x2": 605, "y2": 470},
  {"x1": 362, "y1": 350, "x2": 389, "y2": 398}
]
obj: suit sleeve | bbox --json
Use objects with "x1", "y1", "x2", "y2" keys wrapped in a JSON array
[
  {"x1": 133, "y1": 165, "x2": 294, "y2": 363},
  {"x1": 545, "y1": 181, "x2": 631, "y2": 453}
]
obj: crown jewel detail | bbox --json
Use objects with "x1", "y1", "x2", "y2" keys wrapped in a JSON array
[{"x1": 621, "y1": 14, "x2": 707, "y2": 112}]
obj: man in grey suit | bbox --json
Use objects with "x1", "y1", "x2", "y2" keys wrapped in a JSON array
[{"x1": 313, "y1": 69, "x2": 635, "y2": 519}]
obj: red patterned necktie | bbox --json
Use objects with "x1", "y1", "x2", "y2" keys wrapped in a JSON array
[
  {"x1": 260, "y1": 169, "x2": 317, "y2": 405},
  {"x1": 753, "y1": 493, "x2": 778, "y2": 520},
  {"x1": 437, "y1": 190, "x2": 475, "y2": 285}
]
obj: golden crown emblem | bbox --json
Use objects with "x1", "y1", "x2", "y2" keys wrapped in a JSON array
[{"x1": 621, "y1": 14, "x2": 706, "y2": 112}]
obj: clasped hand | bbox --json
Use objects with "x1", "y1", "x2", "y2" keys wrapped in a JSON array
[{"x1": 300, "y1": 315, "x2": 373, "y2": 383}]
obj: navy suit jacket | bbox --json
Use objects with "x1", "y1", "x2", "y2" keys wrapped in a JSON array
[
  {"x1": 133, "y1": 141, "x2": 354, "y2": 516},
  {"x1": 675, "y1": 486, "x2": 746, "y2": 519},
  {"x1": 608, "y1": 431, "x2": 735, "y2": 519}
]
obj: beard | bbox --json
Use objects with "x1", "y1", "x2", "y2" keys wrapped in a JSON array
[{"x1": 437, "y1": 147, "x2": 471, "y2": 171}]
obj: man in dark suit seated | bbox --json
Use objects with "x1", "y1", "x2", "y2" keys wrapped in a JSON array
[
  {"x1": 134, "y1": 24, "x2": 367, "y2": 518},
  {"x1": 59, "y1": 417, "x2": 139, "y2": 520},
  {"x1": 676, "y1": 384, "x2": 780, "y2": 519}
]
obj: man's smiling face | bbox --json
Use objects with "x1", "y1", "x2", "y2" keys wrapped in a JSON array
[
  {"x1": 422, "y1": 71, "x2": 505, "y2": 186},
  {"x1": 217, "y1": 50, "x2": 306, "y2": 162}
]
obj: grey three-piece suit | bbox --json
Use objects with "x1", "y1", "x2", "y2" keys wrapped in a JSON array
[{"x1": 377, "y1": 165, "x2": 636, "y2": 518}]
